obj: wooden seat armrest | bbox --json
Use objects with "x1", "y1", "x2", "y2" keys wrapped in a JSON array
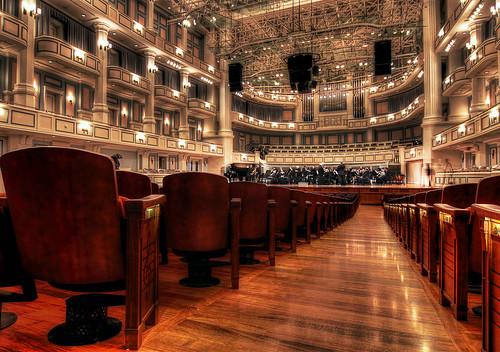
[
  {"x1": 290, "y1": 199, "x2": 298, "y2": 207},
  {"x1": 268, "y1": 199, "x2": 277, "y2": 209},
  {"x1": 417, "y1": 203, "x2": 436, "y2": 213},
  {"x1": 124, "y1": 194, "x2": 166, "y2": 212},
  {"x1": 305, "y1": 201, "x2": 311, "y2": 207},
  {"x1": 471, "y1": 204, "x2": 500, "y2": 219},
  {"x1": 433, "y1": 203, "x2": 470, "y2": 217},
  {"x1": 408, "y1": 204, "x2": 418, "y2": 209}
]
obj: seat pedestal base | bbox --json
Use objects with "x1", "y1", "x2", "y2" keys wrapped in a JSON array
[
  {"x1": 180, "y1": 260, "x2": 223, "y2": 287},
  {"x1": 240, "y1": 248, "x2": 261, "y2": 265},
  {"x1": 0, "y1": 312, "x2": 17, "y2": 330}
]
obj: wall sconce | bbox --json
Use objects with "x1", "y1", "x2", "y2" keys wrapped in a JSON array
[
  {"x1": 0, "y1": 107, "x2": 6, "y2": 119},
  {"x1": 444, "y1": 77, "x2": 450, "y2": 84},
  {"x1": 241, "y1": 154, "x2": 247, "y2": 161},
  {"x1": 470, "y1": 52, "x2": 477, "y2": 61},
  {"x1": 78, "y1": 121, "x2": 91, "y2": 135},
  {"x1": 370, "y1": 86, "x2": 377, "y2": 93},
  {"x1": 176, "y1": 48, "x2": 183, "y2": 57},
  {"x1": 182, "y1": 19, "x2": 191, "y2": 28},
  {"x1": 136, "y1": 132, "x2": 145, "y2": 143},
  {"x1": 122, "y1": 108, "x2": 127, "y2": 119},
  {"x1": 370, "y1": 117, "x2": 377, "y2": 124},
  {"x1": 208, "y1": 65, "x2": 214, "y2": 73},
  {"x1": 489, "y1": 110, "x2": 499, "y2": 123},
  {"x1": 23, "y1": 2, "x2": 40, "y2": 17},
  {"x1": 99, "y1": 40, "x2": 111, "y2": 51},
  {"x1": 178, "y1": 139, "x2": 186, "y2": 149},
  {"x1": 197, "y1": 126, "x2": 202, "y2": 132},
  {"x1": 200, "y1": 76, "x2": 213, "y2": 85},
  {"x1": 172, "y1": 90, "x2": 179, "y2": 99},
  {"x1": 183, "y1": 81, "x2": 191, "y2": 89},
  {"x1": 485, "y1": 96, "x2": 491, "y2": 105},
  {"x1": 259, "y1": 120, "x2": 264, "y2": 126},
  {"x1": 414, "y1": 97, "x2": 419, "y2": 104},
  {"x1": 132, "y1": 74, "x2": 139, "y2": 84},
  {"x1": 210, "y1": 144, "x2": 216, "y2": 152},
  {"x1": 204, "y1": 102, "x2": 210, "y2": 110},
  {"x1": 388, "y1": 114, "x2": 394, "y2": 121},
  {"x1": 164, "y1": 117, "x2": 169, "y2": 125},
  {"x1": 410, "y1": 148, "x2": 416, "y2": 157},
  {"x1": 289, "y1": 123, "x2": 295, "y2": 129},
  {"x1": 458, "y1": 124, "x2": 466, "y2": 136},
  {"x1": 388, "y1": 82, "x2": 394, "y2": 88},
  {"x1": 436, "y1": 134, "x2": 442, "y2": 144},
  {"x1": 238, "y1": 113, "x2": 243, "y2": 120},
  {"x1": 249, "y1": 117, "x2": 254, "y2": 123},
  {"x1": 74, "y1": 49, "x2": 85, "y2": 63},
  {"x1": 134, "y1": 22, "x2": 143, "y2": 34},
  {"x1": 67, "y1": 93, "x2": 74, "y2": 104},
  {"x1": 272, "y1": 122, "x2": 278, "y2": 128},
  {"x1": 148, "y1": 64, "x2": 158, "y2": 73}
]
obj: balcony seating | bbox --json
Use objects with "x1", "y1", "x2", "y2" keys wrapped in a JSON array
[
  {"x1": 229, "y1": 182, "x2": 276, "y2": 265},
  {"x1": 0, "y1": 198, "x2": 37, "y2": 329},
  {"x1": 267, "y1": 186, "x2": 298, "y2": 251},
  {"x1": 116, "y1": 170, "x2": 152, "y2": 198},
  {"x1": 162, "y1": 172, "x2": 241, "y2": 288},
  {"x1": 434, "y1": 183, "x2": 477, "y2": 321},
  {"x1": 408, "y1": 192, "x2": 426, "y2": 262},
  {"x1": 418, "y1": 189, "x2": 442, "y2": 282},
  {"x1": 0, "y1": 147, "x2": 165, "y2": 349},
  {"x1": 291, "y1": 190, "x2": 311, "y2": 244},
  {"x1": 470, "y1": 175, "x2": 500, "y2": 351}
]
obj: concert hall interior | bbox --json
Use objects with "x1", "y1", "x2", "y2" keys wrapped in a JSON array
[{"x1": 0, "y1": 0, "x2": 498, "y2": 350}]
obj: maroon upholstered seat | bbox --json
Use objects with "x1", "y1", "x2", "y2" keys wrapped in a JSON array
[
  {"x1": 116, "y1": 170, "x2": 152, "y2": 199},
  {"x1": 0, "y1": 198, "x2": 37, "y2": 329},
  {"x1": 163, "y1": 172, "x2": 241, "y2": 288},
  {"x1": 417, "y1": 189, "x2": 442, "y2": 282},
  {"x1": 267, "y1": 186, "x2": 298, "y2": 252},
  {"x1": 434, "y1": 183, "x2": 477, "y2": 321},
  {"x1": 229, "y1": 182, "x2": 276, "y2": 265},
  {"x1": 291, "y1": 190, "x2": 311, "y2": 244},
  {"x1": 470, "y1": 175, "x2": 500, "y2": 351},
  {"x1": 0, "y1": 147, "x2": 165, "y2": 349}
]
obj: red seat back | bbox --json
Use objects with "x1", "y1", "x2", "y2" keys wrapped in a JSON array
[
  {"x1": 290, "y1": 190, "x2": 307, "y2": 227},
  {"x1": 229, "y1": 182, "x2": 267, "y2": 240},
  {"x1": 116, "y1": 170, "x2": 152, "y2": 199},
  {"x1": 267, "y1": 186, "x2": 291, "y2": 232}
]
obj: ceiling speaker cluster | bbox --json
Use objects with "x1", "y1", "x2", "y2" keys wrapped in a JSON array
[
  {"x1": 228, "y1": 63, "x2": 243, "y2": 92},
  {"x1": 287, "y1": 54, "x2": 317, "y2": 93}
]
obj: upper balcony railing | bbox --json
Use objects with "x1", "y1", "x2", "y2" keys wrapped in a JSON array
[
  {"x1": 434, "y1": 0, "x2": 479, "y2": 51},
  {"x1": 154, "y1": 85, "x2": 187, "y2": 107},
  {"x1": 108, "y1": 66, "x2": 150, "y2": 94},
  {"x1": 0, "y1": 10, "x2": 27, "y2": 49},
  {"x1": 232, "y1": 111, "x2": 316, "y2": 132},
  {"x1": 35, "y1": 35, "x2": 101, "y2": 76},
  {"x1": 464, "y1": 37, "x2": 497, "y2": 77},
  {"x1": 442, "y1": 66, "x2": 471, "y2": 96},
  {"x1": 188, "y1": 98, "x2": 217, "y2": 118}
]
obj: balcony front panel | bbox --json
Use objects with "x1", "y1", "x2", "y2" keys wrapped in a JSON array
[
  {"x1": 108, "y1": 66, "x2": 150, "y2": 95},
  {"x1": 154, "y1": 85, "x2": 187, "y2": 108},
  {"x1": 442, "y1": 67, "x2": 471, "y2": 96},
  {"x1": 35, "y1": 36, "x2": 100, "y2": 76},
  {"x1": 265, "y1": 150, "x2": 396, "y2": 166},
  {"x1": 0, "y1": 11, "x2": 28, "y2": 49},
  {"x1": 465, "y1": 38, "x2": 497, "y2": 78},
  {"x1": 188, "y1": 98, "x2": 216, "y2": 118},
  {"x1": 232, "y1": 112, "x2": 314, "y2": 132}
]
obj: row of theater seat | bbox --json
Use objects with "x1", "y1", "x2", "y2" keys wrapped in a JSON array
[
  {"x1": 383, "y1": 175, "x2": 500, "y2": 352},
  {"x1": 0, "y1": 147, "x2": 359, "y2": 350}
]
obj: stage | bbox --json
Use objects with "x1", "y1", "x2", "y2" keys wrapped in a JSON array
[{"x1": 287, "y1": 184, "x2": 433, "y2": 205}]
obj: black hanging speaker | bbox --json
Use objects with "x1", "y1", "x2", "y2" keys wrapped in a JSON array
[
  {"x1": 228, "y1": 63, "x2": 243, "y2": 92},
  {"x1": 374, "y1": 40, "x2": 391, "y2": 76},
  {"x1": 287, "y1": 54, "x2": 313, "y2": 93}
]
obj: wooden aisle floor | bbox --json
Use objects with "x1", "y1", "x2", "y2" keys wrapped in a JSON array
[{"x1": 1, "y1": 205, "x2": 481, "y2": 352}]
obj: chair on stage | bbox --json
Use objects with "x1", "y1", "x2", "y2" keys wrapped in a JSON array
[
  {"x1": 470, "y1": 175, "x2": 500, "y2": 351},
  {"x1": 434, "y1": 183, "x2": 477, "y2": 321},
  {"x1": 163, "y1": 172, "x2": 241, "y2": 288},
  {"x1": 0, "y1": 147, "x2": 165, "y2": 349},
  {"x1": 116, "y1": 170, "x2": 152, "y2": 198},
  {"x1": 417, "y1": 189, "x2": 442, "y2": 282},
  {"x1": 0, "y1": 198, "x2": 37, "y2": 330},
  {"x1": 408, "y1": 192, "x2": 426, "y2": 262},
  {"x1": 229, "y1": 182, "x2": 276, "y2": 265},
  {"x1": 291, "y1": 190, "x2": 311, "y2": 244},
  {"x1": 267, "y1": 186, "x2": 298, "y2": 251}
]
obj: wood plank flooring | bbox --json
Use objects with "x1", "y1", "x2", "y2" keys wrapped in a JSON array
[{"x1": 0, "y1": 205, "x2": 481, "y2": 351}]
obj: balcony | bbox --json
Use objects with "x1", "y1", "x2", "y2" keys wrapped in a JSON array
[
  {"x1": 465, "y1": 37, "x2": 497, "y2": 78},
  {"x1": 0, "y1": 11, "x2": 27, "y2": 49},
  {"x1": 108, "y1": 66, "x2": 150, "y2": 95},
  {"x1": 232, "y1": 112, "x2": 316, "y2": 132},
  {"x1": 35, "y1": 36, "x2": 100, "y2": 76},
  {"x1": 442, "y1": 67, "x2": 471, "y2": 96},
  {"x1": 188, "y1": 98, "x2": 216, "y2": 118},
  {"x1": 154, "y1": 85, "x2": 187, "y2": 108}
]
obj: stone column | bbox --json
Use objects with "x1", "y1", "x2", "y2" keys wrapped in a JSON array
[
  {"x1": 146, "y1": 0, "x2": 155, "y2": 30},
  {"x1": 13, "y1": 8, "x2": 36, "y2": 107},
  {"x1": 421, "y1": 0, "x2": 443, "y2": 186},
  {"x1": 143, "y1": 50, "x2": 156, "y2": 133},
  {"x1": 364, "y1": 91, "x2": 373, "y2": 118},
  {"x1": 295, "y1": 97, "x2": 303, "y2": 121},
  {"x1": 92, "y1": 23, "x2": 110, "y2": 123},
  {"x1": 218, "y1": 60, "x2": 234, "y2": 167},
  {"x1": 178, "y1": 69, "x2": 189, "y2": 139},
  {"x1": 469, "y1": 21, "x2": 488, "y2": 115},
  {"x1": 203, "y1": 84, "x2": 216, "y2": 139}
]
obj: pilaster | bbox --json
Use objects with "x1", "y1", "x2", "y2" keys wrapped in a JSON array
[
  {"x1": 143, "y1": 50, "x2": 156, "y2": 133},
  {"x1": 92, "y1": 22, "x2": 110, "y2": 123},
  {"x1": 13, "y1": 9, "x2": 36, "y2": 107}
]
